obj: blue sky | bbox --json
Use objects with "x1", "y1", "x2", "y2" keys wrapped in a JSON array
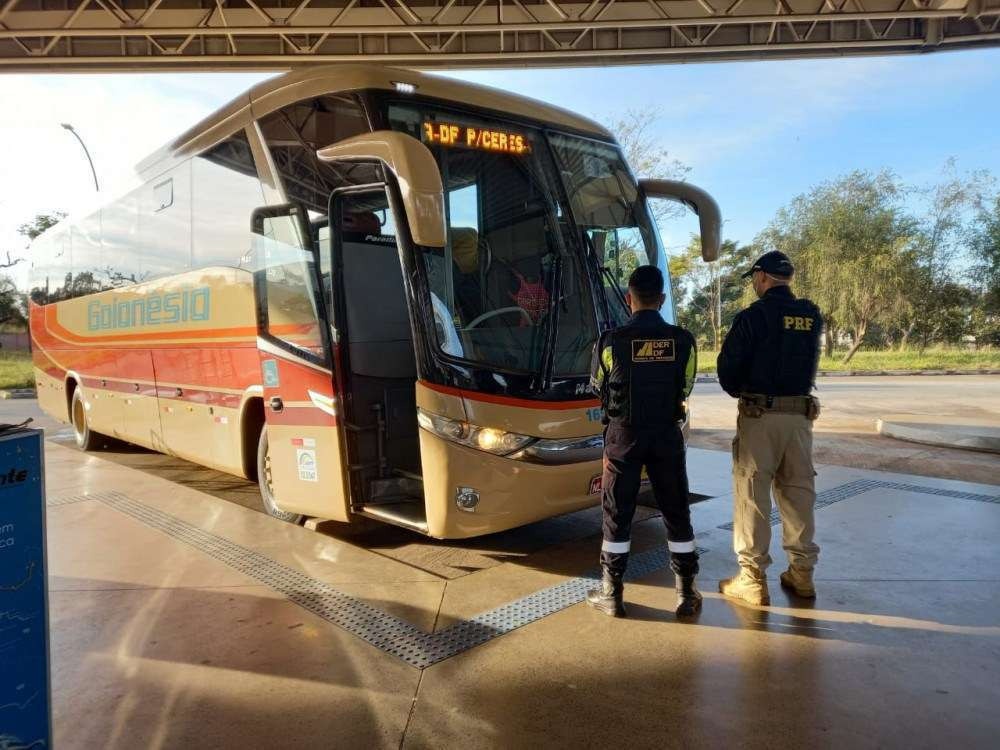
[
  {"x1": 447, "y1": 51, "x2": 1000, "y2": 244},
  {"x1": 2, "y1": 48, "x2": 999, "y2": 283}
]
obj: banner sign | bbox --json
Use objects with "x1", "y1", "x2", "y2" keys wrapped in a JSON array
[{"x1": 0, "y1": 429, "x2": 50, "y2": 748}]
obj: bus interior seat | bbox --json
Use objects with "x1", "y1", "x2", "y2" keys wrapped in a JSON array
[
  {"x1": 342, "y1": 231, "x2": 415, "y2": 379},
  {"x1": 340, "y1": 223, "x2": 420, "y2": 484},
  {"x1": 449, "y1": 227, "x2": 489, "y2": 323}
]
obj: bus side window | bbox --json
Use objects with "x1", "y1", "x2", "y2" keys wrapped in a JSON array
[
  {"x1": 193, "y1": 129, "x2": 266, "y2": 269},
  {"x1": 253, "y1": 210, "x2": 327, "y2": 362}
]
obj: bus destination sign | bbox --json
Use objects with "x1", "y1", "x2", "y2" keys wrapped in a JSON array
[{"x1": 422, "y1": 122, "x2": 531, "y2": 155}]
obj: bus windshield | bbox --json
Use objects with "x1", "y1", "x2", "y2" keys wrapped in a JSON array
[
  {"x1": 387, "y1": 104, "x2": 599, "y2": 377},
  {"x1": 547, "y1": 132, "x2": 672, "y2": 326}
]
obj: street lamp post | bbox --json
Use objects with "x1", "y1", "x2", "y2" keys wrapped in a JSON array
[{"x1": 60, "y1": 123, "x2": 99, "y2": 193}]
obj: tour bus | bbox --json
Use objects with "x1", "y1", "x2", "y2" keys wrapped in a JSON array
[{"x1": 29, "y1": 65, "x2": 720, "y2": 539}]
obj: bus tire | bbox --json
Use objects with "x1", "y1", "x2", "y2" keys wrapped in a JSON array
[
  {"x1": 256, "y1": 425, "x2": 305, "y2": 525},
  {"x1": 70, "y1": 387, "x2": 105, "y2": 452}
]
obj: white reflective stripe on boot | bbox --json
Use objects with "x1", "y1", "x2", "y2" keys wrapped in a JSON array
[
  {"x1": 668, "y1": 540, "x2": 695, "y2": 553},
  {"x1": 601, "y1": 539, "x2": 631, "y2": 553}
]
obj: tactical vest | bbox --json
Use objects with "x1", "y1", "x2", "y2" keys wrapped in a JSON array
[
  {"x1": 600, "y1": 313, "x2": 691, "y2": 429},
  {"x1": 745, "y1": 294, "x2": 822, "y2": 397}
]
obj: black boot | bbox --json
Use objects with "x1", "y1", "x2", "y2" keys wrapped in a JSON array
[
  {"x1": 586, "y1": 571, "x2": 626, "y2": 618},
  {"x1": 675, "y1": 575, "x2": 702, "y2": 618}
]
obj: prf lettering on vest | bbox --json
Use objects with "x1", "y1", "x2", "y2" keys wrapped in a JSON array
[
  {"x1": 632, "y1": 339, "x2": 676, "y2": 362},
  {"x1": 783, "y1": 315, "x2": 815, "y2": 331}
]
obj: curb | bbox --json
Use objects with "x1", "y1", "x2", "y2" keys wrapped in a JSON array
[
  {"x1": 697, "y1": 369, "x2": 1000, "y2": 381},
  {"x1": 816, "y1": 369, "x2": 1000, "y2": 377},
  {"x1": 877, "y1": 418, "x2": 1000, "y2": 455},
  {"x1": 0, "y1": 388, "x2": 37, "y2": 399}
]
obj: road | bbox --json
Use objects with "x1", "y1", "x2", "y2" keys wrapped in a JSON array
[{"x1": 688, "y1": 374, "x2": 1000, "y2": 484}]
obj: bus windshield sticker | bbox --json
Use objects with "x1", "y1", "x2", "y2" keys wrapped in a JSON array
[{"x1": 422, "y1": 121, "x2": 531, "y2": 155}]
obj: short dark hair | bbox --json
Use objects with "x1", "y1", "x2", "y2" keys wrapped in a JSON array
[{"x1": 628, "y1": 265, "x2": 665, "y2": 305}]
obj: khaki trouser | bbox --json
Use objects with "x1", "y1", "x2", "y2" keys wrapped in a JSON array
[{"x1": 732, "y1": 411, "x2": 819, "y2": 573}]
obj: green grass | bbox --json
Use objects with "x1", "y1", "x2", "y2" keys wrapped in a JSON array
[
  {"x1": 0, "y1": 351, "x2": 36, "y2": 390},
  {"x1": 697, "y1": 347, "x2": 1000, "y2": 373}
]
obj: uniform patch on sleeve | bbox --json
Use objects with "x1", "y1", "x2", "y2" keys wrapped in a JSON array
[{"x1": 631, "y1": 339, "x2": 675, "y2": 362}]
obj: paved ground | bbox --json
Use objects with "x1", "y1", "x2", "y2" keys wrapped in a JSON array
[
  {"x1": 5, "y1": 380, "x2": 998, "y2": 748},
  {"x1": 688, "y1": 375, "x2": 1000, "y2": 484}
]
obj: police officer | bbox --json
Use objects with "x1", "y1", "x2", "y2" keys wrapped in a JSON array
[
  {"x1": 586, "y1": 265, "x2": 701, "y2": 619},
  {"x1": 717, "y1": 251, "x2": 823, "y2": 606}
]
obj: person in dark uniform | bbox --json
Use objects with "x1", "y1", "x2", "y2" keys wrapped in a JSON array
[
  {"x1": 716, "y1": 250, "x2": 823, "y2": 605},
  {"x1": 586, "y1": 265, "x2": 701, "y2": 619}
]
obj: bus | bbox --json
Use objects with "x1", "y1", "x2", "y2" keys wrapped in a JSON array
[{"x1": 29, "y1": 65, "x2": 720, "y2": 539}]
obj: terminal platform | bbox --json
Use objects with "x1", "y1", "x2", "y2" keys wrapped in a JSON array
[{"x1": 25, "y1": 404, "x2": 1000, "y2": 748}]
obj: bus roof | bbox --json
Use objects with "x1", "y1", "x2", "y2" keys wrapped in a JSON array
[{"x1": 138, "y1": 64, "x2": 613, "y2": 180}]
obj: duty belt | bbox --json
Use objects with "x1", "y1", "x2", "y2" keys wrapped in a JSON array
[{"x1": 739, "y1": 393, "x2": 820, "y2": 420}]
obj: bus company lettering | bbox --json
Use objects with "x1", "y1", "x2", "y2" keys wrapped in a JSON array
[{"x1": 87, "y1": 287, "x2": 211, "y2": 331}]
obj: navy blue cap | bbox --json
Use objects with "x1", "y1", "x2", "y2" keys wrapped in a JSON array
[{"x1": 741, "y1": 250, "x2": 794, "y2": 279}]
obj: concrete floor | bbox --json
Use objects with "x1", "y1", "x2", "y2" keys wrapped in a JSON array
[{"x1": 4, "y1": 384, "x2": 1000, "y2": 748}]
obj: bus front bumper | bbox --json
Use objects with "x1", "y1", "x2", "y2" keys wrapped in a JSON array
[{"x1": 419, "y1": 430, "x2": 604, "y2": 539}]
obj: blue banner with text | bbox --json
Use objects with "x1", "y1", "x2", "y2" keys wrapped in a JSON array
[{"x1": 0, "y1": 429, "x2": 50, "y2": 748}]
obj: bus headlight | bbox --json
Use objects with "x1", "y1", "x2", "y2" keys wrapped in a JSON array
[{"x1": 417, "y1": 409, "x2": 535, "y2": 457}]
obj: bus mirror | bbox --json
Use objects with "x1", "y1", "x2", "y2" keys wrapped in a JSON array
[
  {"x1": 640, "y1": 179, "x2": 722, "y2": 262},
  {"x1": 317, "y1": 132, "x2": 446, "y2": 248}
]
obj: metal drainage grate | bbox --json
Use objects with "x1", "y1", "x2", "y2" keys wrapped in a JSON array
[
  {"x1": 718, "y1": 478, "x2": 999, "y2": 531},
  {"x1": 51, "y1": 490, "x2": 704, "y2": 670},
  {"x1": 875, "y1": 481, "x2": 1000, "y2": 505},
  {"x1": 46, "y1": 493, "x2": 96, "y2": 507}
]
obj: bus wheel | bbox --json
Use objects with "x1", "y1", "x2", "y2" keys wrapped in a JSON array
[
  {"x1": 70, "y1": 388, "x2": 104, "y2": 451},
  {"x1": 256, "y1": 426, "x2": 305, "y2": 525}
]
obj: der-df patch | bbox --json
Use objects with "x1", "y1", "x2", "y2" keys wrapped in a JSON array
[{"x1": 631, "y1": 338, "x2": 675, "y2": 362}]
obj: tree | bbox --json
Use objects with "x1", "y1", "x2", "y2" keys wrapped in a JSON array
[
  {"x1": 672, "y1": 236, "x2": 753, "y2": 349},
  {"x1": 896, "y1": 161, "x2": 992, "y2": 351},
  {"x1": 612, "y1": 108, "x2": 689, "y2": 185},
  {"x1": 0, "y1": 275, "x2": 26, "y2": 327},
  {"x1": 607, "y1": 108, "x2": 690, "y2": 225},
  {"x1": 968, "y1": 191, "x2": 1000, "y2": 344},
  {"x1": 757, "y1": 170, "x2": 919, "y2": 363},
  {"x1": 17, "y1": 212, "x2": 66, "y2": 242},
  {"x1": 4, "y1": 211, "x2": 67, "y2": 271}
]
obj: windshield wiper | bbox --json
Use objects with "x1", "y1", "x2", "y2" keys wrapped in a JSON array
[
  {"x1": 533, "y1": 253, "x2": 563, "y2": 393},
  {"x1": 581, "y1": 230, "x2": 628, "y2": 321}
]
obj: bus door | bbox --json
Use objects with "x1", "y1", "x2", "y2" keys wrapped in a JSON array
[
  {"x1": 250, "y1": 203, "x2": 351, "y2": 523},
  {"x1": 326, "y1": 182, "x2": 426, "y2": 531}
]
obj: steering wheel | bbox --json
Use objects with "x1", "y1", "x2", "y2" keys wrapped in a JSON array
[{"x1": 466, "y1": 306, "x2": 532, "y2": 329}]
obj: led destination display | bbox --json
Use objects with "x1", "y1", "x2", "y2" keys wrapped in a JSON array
[{"x1": 422, "y1": 121, "x2": 531, "y2": 155}]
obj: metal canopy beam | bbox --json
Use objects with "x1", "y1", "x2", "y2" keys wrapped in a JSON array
[{"x1": 0, "y1": 0, "x2": 998, "y2": 70}]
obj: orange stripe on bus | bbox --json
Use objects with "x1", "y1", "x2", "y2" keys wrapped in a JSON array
[{"x1": 419, "y1": 380, "x2": 599, "y2": 411}]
